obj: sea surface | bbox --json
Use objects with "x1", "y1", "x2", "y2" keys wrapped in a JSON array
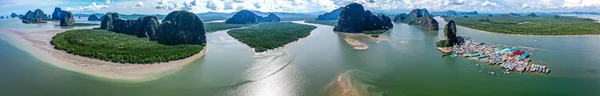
[{"x1": 0, "y1": 15, "x2": 599, "y2": 96}]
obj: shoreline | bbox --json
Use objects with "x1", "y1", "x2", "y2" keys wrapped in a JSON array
[{"x1": 0, "y1": 28, "x2": 206, "y2": 82}]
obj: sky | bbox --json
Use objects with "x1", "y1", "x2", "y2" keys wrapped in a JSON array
[{"x1": 1, "y1": 0, "x2": 600, "y2": 15}]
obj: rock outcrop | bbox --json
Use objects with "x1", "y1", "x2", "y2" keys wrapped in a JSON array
[
  {"x1": 393, "y1": 9, "x2": 439, "y2": 30},
  {"x1": 225, "y1": 10, "x2": 260, "y2": 24},
  {"x1": 508, "y1": 13, "x2": 520, "y2": 17},
  {"x1": 527, "y1": 13, "x2": 538, "y2": 17},
  {"x1": 333, "y1": 3, "x2": 393, "y2": 33},
  {"x1": 444, "y1": 20, "x2": 458, "y2": 46},
  {"x1": 393, "y1": 13, "x2": 407, "y2": 22},
  {"x1": 59, "y1": 11, "x2": 74, "y2": 26},
  {"x1": 98, "y1": 11, "x2": 206, "y2": 45},
  {"x1": 134, "y1": 16, "x2": 159, "y2": 39},
  {"x1": 100, "y1": 13, "x2": 120, "y2": 30},
  {"x1": 112, "y1": 19, "x2": 137, "y2": 34},
  {"x1": 11, "y1": 13, "x2": 18, "y2": 18},
  {"x1": 315, "y1": 7, "x2": 342, "y2": 20},
  {"x1": 51, "y1": 7, "x2": 68, "y2": 20},
  {"x1": 87, "y1": 15, "x2": 101, "y2": 21},
  {"x1": 21, "y1": 9, "x2": 50, "y2": 23},
  {"x1": 157, "y1": 11, "x2": 206, "y2": 45},
  {"x1": 225, "y1": 10, "x2": 281, "y2": 24},
  {"x1": 334, "y1": 3, "x2": 366, "y2": 33},
  {"x1": 261, "y1": 13, "x2": 281, "y2": 22}
]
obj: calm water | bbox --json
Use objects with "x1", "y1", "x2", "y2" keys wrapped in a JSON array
[{"x1": 0, "y1": 16, "x2": 599, "y2": 96}]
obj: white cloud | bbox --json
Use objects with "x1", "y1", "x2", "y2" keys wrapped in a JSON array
[
  {"x1": 562, "y1": 0, "x2": 600, "y2": 9},
  {"x1": 105, "y1": 0, "x2": 111, "y2": 4},
  {"x1": 136, "y1": 2, "x2": 144, "y2": 6},
  {"x1": 481, "y1": 0, "x2": 501, "y2": 8},
  {"x1": 444, "y1": 0, "x2": 466, "y2": 5},
  {"x1": 80, "y1": 2, "x2": 109, "y2": 12}
]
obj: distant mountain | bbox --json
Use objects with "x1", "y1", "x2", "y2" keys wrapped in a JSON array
[
  {"x1": 431, "y1": 10, "x2": 478, "y2": 16},
  {"x1": 224, "y1": 10, "x2": 281, "y2": 24},
  {"x1": 315, "y1": 7, "x2": 342, "y2": 20},
  {"x1": 393, "y1": 9, "x2": 439, "y2": 30}
]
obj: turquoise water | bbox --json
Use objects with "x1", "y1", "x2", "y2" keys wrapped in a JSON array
[{"x1": 0, "y1": 16, "x2": 599, "y2": 96}]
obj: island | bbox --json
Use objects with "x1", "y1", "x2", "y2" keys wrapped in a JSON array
[
  {"x1": 444, "y1": 14, "x2": 600, "y2": 35},
  {"x1": 333, "y1": 3, "x2": 393, "y2": 33},
  {"x1": 21, "y1": 9, "x2": 50, "y2": 23},
  {"x1": 87, "y1": 15, "x2": 101, "y2": 21},
  {"x1": 393, "y1": 9, "x2": 439, "y2": 30},
  {"x1": 51, "y1": 11, "x2": 206, "y2": 64},
  {"x1": 228, "y1": 22, "x2": 316, "y2": 52}
]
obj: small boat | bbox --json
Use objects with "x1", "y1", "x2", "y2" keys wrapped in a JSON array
[
  {"x1": 450, "y1": 54, "x2": 457, "y2": 58},
  {"x1": 545, "y1": 69, "x2": 551, "y2": 74}
]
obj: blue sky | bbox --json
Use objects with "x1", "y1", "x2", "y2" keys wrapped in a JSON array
[{"x1": 1, "y1": 0, "x2": 600, "y2": 15}]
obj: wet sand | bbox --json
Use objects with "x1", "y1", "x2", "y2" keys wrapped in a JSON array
[
  {"x1": 320, "y1": 71, "x2": 360, "y2": 96},
  {"x1": 0, "y1": 28, "x2": 206, "y2": 82},
  {"x1": 339, "y1": 33, "x2": 389, "y2": 50}
]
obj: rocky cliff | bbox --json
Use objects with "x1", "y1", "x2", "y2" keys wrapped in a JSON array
[
  {"x1": 88, "y1": 15, "x2": 101, "y2": 21},
  {"x1": 225, "y1": 10, "x2": 281, "y2": 24},
  {"x1": 99, "y1": 11, "x2": 205, "y2": 45},
  {"x1": 59, "y1": 11, "x2": 74, "y2": 26},
  {"x1": 134, "y1": 16, "x2": 159, "y2": 40},
  {"x1": 11, "y1": 13, "x2": 18, "y2": 18},
  {"x1": 393, "y1": 9, "x2": 439, "y2": 30},
  {"x1": 261, "y1": 13, "x2": 281, "y2": 22},
  {"x1": 100, "y1": 13, "x2": 119, "y2": 30},
  {"x1": 51, "y1": 7, "x2": 68, "y2": 20},
  {"x1": 444, "y1": 20, "x2": 458, "y2": 46},
  {"x1": 157, "y1": 11, "x2": 206, "y2": 45},
  {"x1": 21, "y1": 9, "x2": 50, "y2": 23},
  {"x1": 315, "y1": 7, "x2": 342, "y2": 20},
  {"x1": 333, "y1": 3, "x2": 393, "y2": 33},
  {"x1": 225, "y1": 10, "x2": 260, "y2": 24}
]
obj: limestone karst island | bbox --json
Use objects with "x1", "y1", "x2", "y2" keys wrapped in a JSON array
[{"x1": 1, "y1": 0, "x2": 600, "y2": 96}]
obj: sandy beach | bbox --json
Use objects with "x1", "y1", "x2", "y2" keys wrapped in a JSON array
[
  {"x1": 0, "y1": 28, "x2": 206, "y2": 82},
  {"x1": 339, "y1": 32, "x2": 389, "y2": 50}
]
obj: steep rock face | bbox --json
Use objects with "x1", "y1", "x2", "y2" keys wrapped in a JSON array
[
  {"x1": 157, "y1": 11, "x2": 206, "y2": 45},
  {"x1": 379, "y1": 14, "x2": 393, "y2": 30},
  {"x1": 51, "y1": 7, "x2": 67, "y2": 20},
  {"x1": 333, "y1": 3, "x2": 393, "y2": 33},
  {"x1": 394, "y1": 9, "x2": 438, "y2": 30},
  {"x1": 225, "y1": 10, "x2": 260, "y2": 24},
  {"x1": 59, "y1": 11, "x2": 74, "y2": 26},
  {"x1": 333, "y1": 3, "x2": 366, "y2": 33},
  {"x1": 315, "y1": 7, "x2": 342, "y2": 20},
  {"x1": 98, "y1": 12, "x2": 164, "y2": 42},
  {"x1": 21, "y1": 9, "x2": 49, "y2": 23},
  {"x1": 393, "y1": 13, "x2": 408, "y2": 22},
  {"x1": 11, "y1": 13, "x2": 18, "y2": 18},
  {"x1": 87, "y1": 15, "x2": 101, "y2": 21},
  {"x1": 261, "y1": 13, "x2": 281, "y2": 22},
  {"x1": 112, "y1": 19, "x2": 137, "y2": 34},
  {"x1": 444, "y1": 20, "x2": 458, "y2": 46},
  {"x1": 100, "y1": 13, "x2": 119, "y2": 30},
  {"x1": 134, "y1": 16, "x2": 160, "y2": 39}
]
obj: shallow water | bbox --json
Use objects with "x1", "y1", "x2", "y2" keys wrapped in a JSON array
[{"x1": 0, "y1": 15, "x2": 599, "y2": 96}]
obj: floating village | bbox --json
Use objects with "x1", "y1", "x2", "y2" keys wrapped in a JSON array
[{"x1": 438, "y1": 36, "x2": 551, "y2": 76}]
